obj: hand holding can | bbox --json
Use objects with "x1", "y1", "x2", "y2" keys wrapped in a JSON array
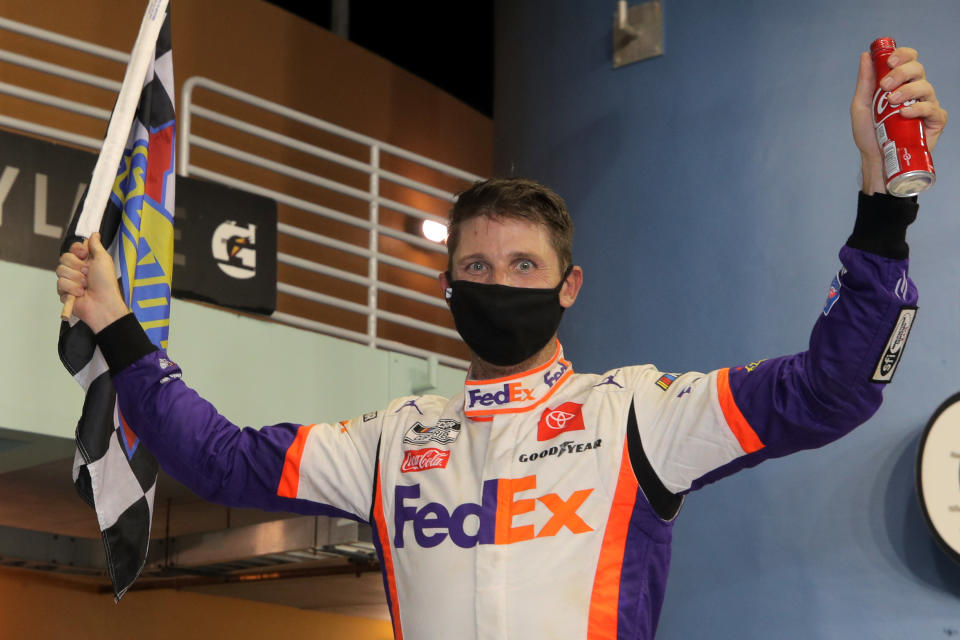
[{"x1": 870, "y1": 37, "x2": 936, "y2": 197}]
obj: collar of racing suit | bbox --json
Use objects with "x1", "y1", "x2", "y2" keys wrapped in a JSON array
[{"x1": 462, "y1": 340, "x2": 574, "y2": 420}]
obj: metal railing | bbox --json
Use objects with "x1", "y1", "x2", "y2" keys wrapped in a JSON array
[
  {"x1": 0, "y1": 15, "x2": 480, "y2": 369},
  {"x1": 0, "y1": 15, "x2": 124, "y2": 148},
  {"x1": 179, "y1": 77, "x2": 479, "y2": 368}
]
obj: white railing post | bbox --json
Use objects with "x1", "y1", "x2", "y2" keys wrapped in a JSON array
[
  {"x1": 367, "y1": 145, "x2": 380, "y2": 347},
  {"x1": 178, "y1": 77, "x2": 196, "y2": 177}
]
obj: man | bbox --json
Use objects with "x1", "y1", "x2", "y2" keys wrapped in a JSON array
[{"x1": 57, "y1": 48, "x2": 946, "y2": 639}]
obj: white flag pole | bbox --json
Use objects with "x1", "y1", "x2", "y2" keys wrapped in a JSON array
[{"x1": 61, "y1": 0, "x2": 170, "y2": 320}]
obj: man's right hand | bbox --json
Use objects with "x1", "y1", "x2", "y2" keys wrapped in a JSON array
[{"x1": 56, "y1": 232, "x2": 130, "y2": 333}]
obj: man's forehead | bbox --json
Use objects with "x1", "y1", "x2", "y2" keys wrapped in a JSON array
[{"x1": 453, "y1": 215, "x2": 553, "y2": 254}]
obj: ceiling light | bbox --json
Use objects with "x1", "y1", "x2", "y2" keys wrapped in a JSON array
[{"x1": 421, "y1": 219, "x2": 448, "y2": 243}]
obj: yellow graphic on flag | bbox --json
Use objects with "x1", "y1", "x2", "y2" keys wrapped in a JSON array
[{"x1": 113, "y1": 136, "x2": 175, "y2": 349}]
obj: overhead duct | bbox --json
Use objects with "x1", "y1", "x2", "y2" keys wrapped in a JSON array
[{"x1": 0, "y1": 516, "x2": 378, "y2": 588}]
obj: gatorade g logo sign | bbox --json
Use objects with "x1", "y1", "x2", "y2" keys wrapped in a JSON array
[
  {"x1": 394, "y1": 476, "x2": 593, "y2": 549},
  {"x1": 467, "y1": 382, "x2": 535, "y2": 408},
  {"x1": 537, "y1": 402, "x2": 585, "y2": 441},
  {"x1": 212, "y1": 221, "x2": 256, "y2": 279}
]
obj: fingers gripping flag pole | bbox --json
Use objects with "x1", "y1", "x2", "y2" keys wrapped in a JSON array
[{"x1": 57, "y1": 0, "x2": 175, "y2": 600}]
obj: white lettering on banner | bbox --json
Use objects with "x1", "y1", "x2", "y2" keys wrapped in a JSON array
[
  {"x1": 72, "y1": 183, "x2": 87, "y2": 216},
  {"x1": 33, "y1": 173, "x2": 63, "y2": 238},
  {"x1": 0, "y1": 166, "x2": 21, "y2": 226},
  {"x1": 0, "y1": 166, "x2": 84, "y2": 238}
]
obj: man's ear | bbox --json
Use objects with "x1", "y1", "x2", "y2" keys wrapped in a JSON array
[
  {"x1": 438, "y1": 270, "x2": 452, "y2": 304},
  {"x1": 559, "y1": 266, "x2": 583, "y2": 309}
]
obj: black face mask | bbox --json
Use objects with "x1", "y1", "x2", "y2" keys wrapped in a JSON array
[{"x1": 445, "y1": 267, "x2": 572, "y2": 367}]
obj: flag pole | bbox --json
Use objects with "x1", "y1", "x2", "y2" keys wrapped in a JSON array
[{"x1": 61, "y1": 0, "x2": 171, "y2": 320}]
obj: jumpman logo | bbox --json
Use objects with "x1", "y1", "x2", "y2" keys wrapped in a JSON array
[
  {"x1": 594, "y1": 370, "x2": 623, "y2": 388},
  {"x1": 396, "y1": 398, "x2": 423, "y2": 415}
]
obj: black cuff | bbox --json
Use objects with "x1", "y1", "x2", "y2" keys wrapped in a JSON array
[
  {"x1": 94, "y1": 313, "x2": 158, "y2": 375},
  {"x1": 845, "y1": 191, "x2": 918, "y2": 260}
]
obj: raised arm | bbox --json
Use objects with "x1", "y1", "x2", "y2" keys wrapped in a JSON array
[
  {"x1": 634, "y1": 46, "x2": 942, "y2": 495},
  {"x1": 58, "y1": 233, "x2": 381, "y2": 521}
]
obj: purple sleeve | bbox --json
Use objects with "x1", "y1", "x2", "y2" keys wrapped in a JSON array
[
  {"x1": 98, "y1": 315, "x2": 365, "y2": 521},
  {"x1": 688, "y1": 192, "x2": 919, "y2": 491}
]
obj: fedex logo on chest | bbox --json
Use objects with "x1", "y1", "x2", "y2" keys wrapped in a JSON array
[
  {"x1": 394, "y1": 475, "x2": 593, "y2": 549},
  {"x1": 467, "y1": 382, "x2": 534, "y2": 408}
]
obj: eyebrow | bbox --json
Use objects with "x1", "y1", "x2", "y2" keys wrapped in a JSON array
[
  {"x1": 457, "y1": 251, "x2": 545, "y2": 263},
  {"x1": 456, "y1": 253, "x2": 488, "y2": 265}
]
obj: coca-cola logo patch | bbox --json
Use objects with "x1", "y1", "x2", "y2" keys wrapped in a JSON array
[
  {"x1": 537, "y1": 402, "x2": 585, "y2": 441},
  {"x1": 401, "y1": 448, "x2": 451, "y2": 473}
]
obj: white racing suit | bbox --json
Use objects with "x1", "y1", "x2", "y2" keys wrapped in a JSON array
[{"x1": 98, "y1": 192, "x2": 918, "y2": 638}]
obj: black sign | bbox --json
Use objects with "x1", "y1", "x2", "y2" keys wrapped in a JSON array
[
  {"x1": 173, "y1": 178, "x2": 276, "y2": 314},
  {"x1": 0, "y1": 129, "x2": 276, "y2": 314},
  {"x1": 0, "y1": 130, "x2": 93, "y2": 269}
]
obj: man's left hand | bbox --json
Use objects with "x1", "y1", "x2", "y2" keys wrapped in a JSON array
[{"x1": 851, "y1": 47, "x2": 948, "y2": 194}]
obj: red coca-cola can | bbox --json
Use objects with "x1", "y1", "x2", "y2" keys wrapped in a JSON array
[{"x1": 871, "y1": 37, "x2": 936, "y2": 197}]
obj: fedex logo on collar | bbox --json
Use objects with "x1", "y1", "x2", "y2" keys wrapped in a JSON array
[
  {"x1": 467, "y1": 382, "x2": 535, "y2": 408},
  {"x1": 394, "y1": 475, "x2": 593, "y2": 549},
  {"x1": 543, "y1": 361, "x2": 568, "y2": 387}
]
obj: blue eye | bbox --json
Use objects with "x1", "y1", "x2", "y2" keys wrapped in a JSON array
[{"x1": 517, "y1": 260, "x2": 533, "y2": 272}]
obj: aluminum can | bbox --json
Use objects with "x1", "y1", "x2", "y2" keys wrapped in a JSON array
[{"x1": 870, "y1": 37, "x2": 935, "y2": 197}]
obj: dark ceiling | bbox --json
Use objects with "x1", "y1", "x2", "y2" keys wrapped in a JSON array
[{"x1": 266, "y1": 1, "x2": 494, "y2": 117}]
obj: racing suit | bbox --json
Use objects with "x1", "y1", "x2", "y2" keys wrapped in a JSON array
[{"x1": 96, "y1": 192, "x2": 918, "y2": 639}]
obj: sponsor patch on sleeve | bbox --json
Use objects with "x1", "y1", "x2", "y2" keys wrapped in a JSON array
[
  {"x1": 871, "y1": 306, "x2": 917, "y2": 383},
  {"x1": 655, "y1": 373, "x2": 678, "y2": 391},
  {"x1": 734, "y1": 359, "x2": 767, "y2": 373},
  {"x1": 823, "y1": 271, "x2": 843, "y2": 316}
]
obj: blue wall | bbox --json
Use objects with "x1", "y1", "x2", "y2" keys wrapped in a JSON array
[{"x1": 495, "y1": 1, "x2": 960, "y2": 636}]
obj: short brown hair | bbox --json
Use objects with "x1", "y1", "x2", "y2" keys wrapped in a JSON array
[{"x1": 446, "y1": 178, "x2": 574, "y2": 271}]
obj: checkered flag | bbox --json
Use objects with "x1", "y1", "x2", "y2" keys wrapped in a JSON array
[{"x1": 57, "y1": 0, "x2": 175, "y2": 600}]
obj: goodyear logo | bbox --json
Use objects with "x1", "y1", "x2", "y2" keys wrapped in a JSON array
[{"x1": 394, "y1": 475, "x2": 593, "y2": 549}]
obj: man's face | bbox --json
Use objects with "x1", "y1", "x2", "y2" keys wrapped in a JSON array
[
  {"x1": 441, "y1": 215, "x2": 582, "y2": 308},
  {"x1": 450, "y1": 215, "x2": 561, "y2": 286}
]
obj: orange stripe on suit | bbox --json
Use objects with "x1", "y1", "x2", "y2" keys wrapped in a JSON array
[
  {"x1": 587, "y1": 438, "x2": 639, "y2": 639},
  {"x1": 716, "y1": 368, "x2": 764, "y2": 454},
  {"x1": 276, "y1": 423, "x2": 316, "y2": 498},
  {"x1": 373, "y1": 468, "x2": 404, "y2": 639}
]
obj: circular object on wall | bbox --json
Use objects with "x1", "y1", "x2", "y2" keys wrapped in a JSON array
[{"x1": 917, "y1": 392, "x2": 960, "y2": 565}]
